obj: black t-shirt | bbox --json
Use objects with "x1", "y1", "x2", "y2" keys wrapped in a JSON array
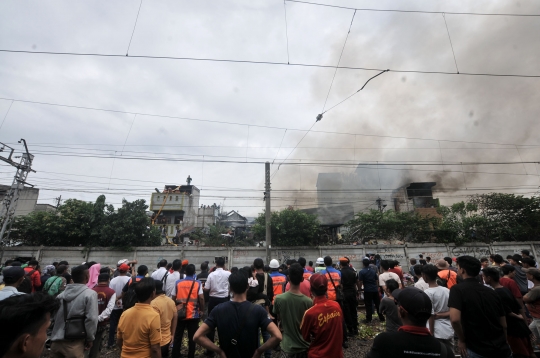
[
  {"x1": 255, "y1": 273, "x2": 274, "y2": 303},
  {"x1": 340, "y1": 266, "x2": 357, "y2": 293},
  {"x1": 197, "y1": 271, "x2": 210, "y2": 302},
  {"x1": 205, "y1": 301, "x2": 272, "y2": 358},
  {"x1": 367, "y1": 331, "x2": 454, "y2": 358},
  {"x1": 448, "y1": 278, "x2": 512, "y2": 357},
  {"x1": 495, "y1": 287, "x2": 530, "y2": 338}
]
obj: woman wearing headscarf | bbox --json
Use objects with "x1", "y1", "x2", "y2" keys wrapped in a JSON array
[{"x1": 87, "y1": 262, "x2": 101, "y2": 288}]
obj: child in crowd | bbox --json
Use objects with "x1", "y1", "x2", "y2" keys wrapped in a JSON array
[{"x1": 380, "y1": 279, "x2": 402, "y2": 332}]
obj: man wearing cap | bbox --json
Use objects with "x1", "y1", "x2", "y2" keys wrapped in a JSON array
[
  {"x1": 523, "y1": 267, "x2": 540, "y2": 342},
  {"x1": 269, "y1": 259, "x2": 287, "y2": 303},
  {"x1": 0, "y1": 267, "x2": 26, "y2": 300},
  {"x1": 113, "y1": 259, "x2": 136, "y2": 278},
  {"x1": 448, "y1": 255, "x2": 512, "y2": 358},
  {"x1": 435, "y1": 259, "x2": 457, "y2": 289},
  {"x1": 301, "y1": 273, "x2": 343, "y2": 358},
  {"x1": 314, "y1": 257, "x2": 325, "y2": 273},
  {"x1": 339, "y1": 257, "x2": 359, "y2": 336},
  {"x1": 366, "y1": 287, "x2": 454, "y2": 358},
  {"x1": 107, "y1": 263, "x2": 131, "y2": 349}
]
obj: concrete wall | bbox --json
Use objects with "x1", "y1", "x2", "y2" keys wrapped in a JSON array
[{"x1": 2, "y1": 242, "x2": 539, "y2": 275}]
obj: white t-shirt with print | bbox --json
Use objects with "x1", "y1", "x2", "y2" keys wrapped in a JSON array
[{"x1": 424, "y1": 286, "x2": 454, "y2": 340}]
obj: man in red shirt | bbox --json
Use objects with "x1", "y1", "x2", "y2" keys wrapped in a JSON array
[
  {"x1": 301, "y1": 273, "x2": 343, "y2": 358},
  {"x1": 90, "y1": 274, "x2": 116, "y2": 358},
  {"x1": 388, "y1": 261, "x2": 404, "y2": 286},
  {"x1": 23, "y1": 260, "x2": 41, "y2": 293}
]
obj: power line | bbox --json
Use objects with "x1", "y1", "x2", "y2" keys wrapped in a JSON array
[
  {"x1": 126, "y1": 0, "x2": 143, "y2": 56},
  {"x1": 285, "y1": 0, "x2": 540, "y2": 17},
  {"x1": 442, "y1": 13, "x2": 459, "y2": 74},
  {"x1": 1, "y1": 50, "x2": 539, "y2": 78},
  {"x1": 283, "y1": 0, "x2": 291, "y2": 64},
  {"x1": 0, "y1": 100, "x2": 13, "y2": 132}
]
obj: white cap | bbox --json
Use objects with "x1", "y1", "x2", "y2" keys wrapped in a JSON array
[
  {"x1": 316, "y1": 257, "x2": 324, "y2": 265},
  {"x1": 117, "y1": 259, "x2": 128, "y2": 266},
  {"x1": 269, "y1": 259, "x2": 280, "y2": 269}
]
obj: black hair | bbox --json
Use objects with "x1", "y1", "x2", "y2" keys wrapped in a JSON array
[
  {"x1": 172, "y1": 259, "x2": 182, "y2": 271},
  {"x1": 185, "y1": 264, "x2": 196, "y2": 276},
  {"x1": 308, "y1": 261, "x2": 313, "y2": 266},
  {"x1": 100, "y1": 267, "x2": 111, "y2": 274},
  {"x1": 216, "y1": 257, "x2": 225, "y2": 267},
  {"x1": 480, "y1": 257, "x2": 488, "y2": 263},
  {"x1": 419, "y1": 259, "x2": 427, "y2": 265},
  {"x1": 413, "y1": 264, "x2": 423, "y2": 276},
  {"x1": 158, "y1": 259, "x2": 167, "y2": 268},
  {"x1": 418, "y1": 254, "x2": 423, "y2": 259},
  {"x1": 166, "y1": 263, "x2": 172, "y2": 271},
  {"x1": 134, "y1": 277, "x2": 156, "y2": 302},
  {"x1": 493, "y1": 254, "x2": 504, "y2": 264},
  {"x1": 512, "y1": 254, "x2": 523, "y2": 265},
  {"x1": 0, "y1": 293, "x2": 60, "y2": 357},
  {"x1": 489, "y1": 254, "x2": 495, "y2": 259},
  {"x1": 500, "y1": 265, "x2": 515, "y2": 276},
  {"x1": 154, "y1": 279, "x2": 164, "y2": 293},
  {"x1": 362, "y1": 258, "x2": 370, "y2": 267},
  {"x1": 231, "y1": 267, "x2": 239, "y2": 274},
  {"x1": 457, "y1": 256, "x2": 481, "y2": 277},
  {"x1": 385, "y1": 279, "x2": 399, "y2": 293},
  {"x1": 71, "y1": 265, "x2": 88, "y2": 284},
  {"x1": 58, "y1": 261, "x2": 69, "y2": 266},
  {"x1": 426, "y1": 257, "x2": 431, "y2": 261},
  {"x1": 229, "y1": 271, "x2": 249, "y2": 294},
  {"x1": 482, "y1": 267, "x2": 500, "y2": 282},
  {"x1": 263, "y1": 265, "x2": 270, "y2": 273},
  {"x1": 380, "y1": 260, "x2": 390, "y2": 270},
  {"x1": 56, "y1": 265, "x2": 67, "y2": 275},
  {"x1": 323, "y1": 256, "x2": 332, "y2": 266},
  {"x1": 507, "y1": 255, "x2": 513, "y2": 260},
  {"x1": 52, "y1": 261, "x2": 58, "y2": 267},
  {"x1": 253, "y1": 258, "x2": 264, "y2": 270},
  {"x1": 298, "y1": 257, "x2": 307, "y2": 268},
  {"x1": 201, "y1": 262, "x2": 208, "y2": 271},
  {"x1": 522, "y1": 258, "x2": 536, "y2": 267},
  {"x1": 137, "y1": 265, "x2": 149, "y2": 276},
  {"x1": 389, "y1": 261, "x2": 396, "y2": 269},
  {"x1": 522, "y1": 249, "x2": 530, "y2": 256},
  {"x1": 5, "y1": 259, "x2": 13, "y2": 266},
  {"x1": 421, "y1": 264, "x2": 439, "y2": 282},
  {"x1": 28, "y1": 260, "x2": 39, "y2": 266},
  {"x1": 98, "y1": 273, "x2": 110, "y2": 282},
  {"x1": 288, "y1": 263, "x2": 304, "y2": 285},
  {"x1": 443, "y1": 257, "x2": 452, "y2": 266},
  {"x1": 410, "y1": 258, "x2": 417, "y2": 265},
  {"x1": 86, "y1": 261, "x2": 97, "y2": 268}
]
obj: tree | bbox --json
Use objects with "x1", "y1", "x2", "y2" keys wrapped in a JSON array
[{"x1": 252, "y1": 208, "x2": 320, "y2": 246}]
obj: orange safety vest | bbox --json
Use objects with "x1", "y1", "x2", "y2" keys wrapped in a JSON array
[
  {"x1": 325, "y1": 271, "x2": 341, "y2": 301},
  {"x1": 175, "y1": 279, "x2": 201, "y2": 319},
  {"x1": 271, "y1": 275, "x2": 287, "y2": 303},
  {"x1": 303, "y1": 272, "x2": 313, "y2": 281}
]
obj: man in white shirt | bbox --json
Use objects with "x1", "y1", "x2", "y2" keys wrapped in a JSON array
[
  {"x1": 107, "y1": 263, "x2": 131, "y2": 348},
  {"x1": 413, "y1": 265, "x2": 429, "y2": 291},
  {"x1": 0, "y1": 267, "x2": 26, "y2": 301},
  {"x1": 203, "y1": 257, "x2": 230, "y2": 354},
  {"x1": 151, "y1": 259, "x2": 168, "y2": 281},
  {"x1": 166, "y1": 259, "x2": 183, "y2": 298},
  {"x1": 379, "y1": 260, "x2": 402, "y2": 291}
]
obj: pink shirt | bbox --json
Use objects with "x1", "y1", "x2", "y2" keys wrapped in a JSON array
[{"x1": 285, "y1": 279, "x2": 311, "y2": 297}]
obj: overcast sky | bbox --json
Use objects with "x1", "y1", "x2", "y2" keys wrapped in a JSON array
[{"x1": 1, "y1": 0, "x2": 539, "y2": 217}]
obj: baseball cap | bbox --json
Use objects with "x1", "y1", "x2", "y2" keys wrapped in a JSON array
[
  {"x1": 339, "y1": 257, "x2": 350, "y2": 264},
  {"x1": 118, "y1": 263, "x2": 130, "y2": 272},
  {"x1": 316, "y1": 257, "x2": 324, "y2": 265},
  {"x1": 269, "y1": 259, "x2": 280, "y2": 269},
  {"x1": 117, "y1": 259, "x2": 129, "y2": 266},
  {"x1": 2, "y1": 267, "x2": 25, "y2": 281},
  {"x1": 182, "y1": 260, "x2": 189, "y2": 266},
  {"x1": 392, "y1": 287, "x2": 432, "y2": 319},
  {"x1": 310, "y1": 273, "x2": 328, "y2": 292},
  {"x1": 523, "y1": 268, "x2": 540, "y2": 280}
]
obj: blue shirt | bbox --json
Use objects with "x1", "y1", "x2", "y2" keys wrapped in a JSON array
[
  {"x1": 269, "y1": 271, "x2": 287, "y2": 279},
  {"x1": 358, "y1": 267, "x2": 378, "y2": 292},
  {"x1": 319, "y1": 266, "x2": 342, "y2": 277}
]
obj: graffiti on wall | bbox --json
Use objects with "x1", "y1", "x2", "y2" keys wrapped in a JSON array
[
  {"x1": 450, "y1": 246, "x2": 490, "y2": 258},
  {"x1": 275, "y1": 250, "x2": 307, "y2": 264},
  {"x1": 233, "y1": 250, "x2": 250, "y2": 259},
  {"x1": 378, "y1": 248, "x2": 405, "y2": 260}
]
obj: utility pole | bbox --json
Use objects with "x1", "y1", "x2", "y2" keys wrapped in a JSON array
[
  {"x1": 55, "y1": 195, "x2": 62, "y2": 210},
  {"x1": 264, "y1": 162, "x2": 271, "y2": 264},
  {"x1": 0, "y1": 139, "x2": 35, "y2": 245}
]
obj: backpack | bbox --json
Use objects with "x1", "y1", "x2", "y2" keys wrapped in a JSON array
[
  {"x1": 18, "y1": 269, "x2": 36, "y2": 294},
  {"x1": 122, "y1": 278, "x2": 139, "y2": 311}
]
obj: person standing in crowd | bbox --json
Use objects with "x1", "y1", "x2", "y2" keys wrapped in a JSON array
[
  {"x1": 171, "y1": 264, "x2": 204, "y2": 358},
  {"x1": 114, "y1": 259, "x2": 136, "y2": 278},
  {"x1": 314, "y1": 257, "x2": 325, "y2": 273},
  {"x1": 285, "y1": 268, "x2": 311, "y2": 298},
  {"x1": 449, "y1": 255, "x2": 512, "y2": 358},
  {"x1": 0, "y1": 293, "x2": 60, "y2": 358},
  {"x1": 426, "y1": 256, "x2": 432, "y2": 264},
  {"x1": 378, "y1": 260, "x2": 402, "y2": 291},
  {"x1": 443, "y1": 257, "x2": 458, "y2": 273},
  {"x1": 165, "y1": 259, "x2": 182, "y2": 298},
  {"x1": 388, "y1": 261, "x2": 404, "y2": 286},
  {"x1": 86, "y1": 263, "x2": 101, "y2": 289},
  {"x1": 297, "y1": 257, "x2": 312, "y2": 281},
  {"x1": 409, "y1": 258, "x2": 419, "y2": 280},
  {"x1": 493, "y1": 254, "x2": 506, "y2": 267},
  {"x1": 301, "y1": 273, "x2": 343, "y2": 358},
  {"x1": 0, "y1": 267, "x2": 26, "y2": 300},
  {"x1": 194, "y1": 271, "x2": 282, "y2": 357},
  {"x1": 523, "y1": 268, "x2": 540, "y2": 344},
  {"x1": 358, "y1": 258, "x2": 384, "y2": 323},
  {"x1": 151, "y1": 259, "x2": 168, "y2": 281},
  {"x1": 269, "y1": 259, "x2": 287, "y2": 303},
  {"x1": 522, "y1": 249, "x2": 536, "y2": 261},
  {"x1": 366, "y1": 287, "x2": 454, "y2": 358},
  {"x1": 204, "y1": 257, "x2": 231, "y2": 356},
  {"x1": 151, "y1": 280, "x2": 177, "y2": 358},
  {"x1": 414, "y1": 265, "x2": 429, "y2": 291},
  {"x1": 38, "y1": 265, "x2": 55, "y2": 291},
  {"x1": 339, "y1": 257, "x2": 358, "y2": 336},
  {"x1": 197, "y1": 261, "x2": 210, "y2": 308},
  {"x1": 483, "y1": 267, "x2": 534, "y2": 358},
  {"x1": 319, "y1": 256, "x2": 341, "y2": 301},
  {"x1": 510, "y1": 254, "x2": 529, "y2": 296},
  {"x1": 108, "y1": 263, "x2": 131, "y2": 349},
  {"x1": 480, "y1": 257, "x2": 489, "y2": 269},
  {"x1": 21, "y1": 260, "x2": 41, "y2": 293},
  {"x1": 90, "y1": 273, "x2": 116, "y2": 358},
  {"x1": 500, "y1": 265, "x2": 526, "y2": 307},
  {"x1": 273, "y1": 263, "x2": 312, "y2": 357},
  {"x1": 435, "y1": 259, "x2": 458, "y2": 289},
  {"x1": 422, "y1": 264, "x2": 454, "y2": 352},
  {"x1": 50, "y1": 265, "x2": 99, "y2": 358},
  {"x1": 43, "y1": 265, "x2": 68, "y2": 296},
  {"x1": 306, "y1": 260, "x2": 315, "y2": 273},
  {"x1": 380, "y1": 279, "x2": 402, "y2": 332},
  {"x1": 254, "y1": 258, "x2": 274, "y2": 358},
  {"x1": 180, "y1": 260, "x2": 189, "y2": 277},
  {"x1": 117, "y1": 277, "x2": 161, "y2": 358}
]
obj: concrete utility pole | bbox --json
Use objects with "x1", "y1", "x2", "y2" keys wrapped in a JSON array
[
  {"x1": 0, "y1": 139, "x2": 35, "y2": 244},
  {"x1": 265, "y1": 162, "x2": 271, "y2": 264}
]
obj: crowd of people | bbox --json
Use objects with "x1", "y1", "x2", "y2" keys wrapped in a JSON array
[{"x1": 0, "y1": 249, "x2": 538, "y2": 358}]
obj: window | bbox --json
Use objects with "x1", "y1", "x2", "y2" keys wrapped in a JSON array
[
  {"x1": 169, "y1": 196, "x2": 172, "y2": 201},
  {"x1": 176, "y1": 196, "x2": 178, "y2": 201}
]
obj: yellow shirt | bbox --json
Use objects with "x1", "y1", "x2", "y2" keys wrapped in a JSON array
[
  {"x1": 118, "y1": 303, "x2": 161, "y2": 358},
  {"x1": 150, "y1": 294, "x2": 176, "y2": 346}
]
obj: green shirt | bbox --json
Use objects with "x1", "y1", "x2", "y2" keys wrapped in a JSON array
[{"x1": 273, "y1": 291, "x2": 313, "y2": 353}]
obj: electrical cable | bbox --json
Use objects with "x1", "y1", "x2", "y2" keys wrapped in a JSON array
[
  {"x1": 442, "y1": 13, "x2": 459, "y2": 74},
  {"x1": 283, "y1": 0, "x2": 291, "y2": 64},
  {"x1": 126, "y1": 0, "x2": 144, "y2": 56},
  {"x1": 0, "y1": 100, "x2": 13, "y2": 132}
]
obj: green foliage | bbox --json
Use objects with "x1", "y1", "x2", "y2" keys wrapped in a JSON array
[
  {"x1": 11, "y1": 196, "x2": 160, "y2": 248},
  {"x1": 252, "y1": 208, "x2": 320, "y2": 246}
]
